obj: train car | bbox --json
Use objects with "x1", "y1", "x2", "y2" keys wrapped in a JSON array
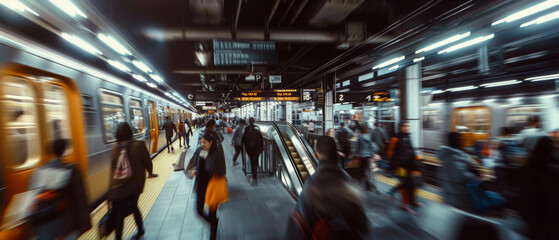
[{"x1": 0, "y1": 28, "x2": 194, "y2": 223}]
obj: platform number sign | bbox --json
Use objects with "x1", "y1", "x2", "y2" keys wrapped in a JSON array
[
  {"x1": 338, "y1": 94, "x2": 344, "y2": 102},
  {"x1": 336, "y1": 92, "x2": 392, "y2": 103}
]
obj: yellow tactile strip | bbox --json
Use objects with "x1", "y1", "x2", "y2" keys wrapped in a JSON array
[
  {"x1": 79, "y1": 139, "x2": 192, "y2": 240},
  {"x1": 376, "y1": 175, "x2": 443, "y2": 203}
]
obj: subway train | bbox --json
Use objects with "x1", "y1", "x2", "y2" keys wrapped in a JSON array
[{"x1": 0, "y1": 28, "x2": 194, "y2": 218}]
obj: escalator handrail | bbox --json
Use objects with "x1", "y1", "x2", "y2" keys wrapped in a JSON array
[{"x1": 276, "y1": 122, "x2": 319, "y2": 168}]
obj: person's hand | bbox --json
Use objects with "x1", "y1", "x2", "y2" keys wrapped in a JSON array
[
  {"x1": 190, "y1": 170, "x2": 197, "y2": 178},
  {"x1": 338, "y1": 152, "x2": 346, "y2": 158}
]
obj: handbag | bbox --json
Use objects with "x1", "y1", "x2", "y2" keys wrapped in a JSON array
[
  {"x1": 204, "y1": 175, "x2": 229, "y2": 212},
  {"x1": 466, "y1": 181, "x2": 505, "y2": 212}
]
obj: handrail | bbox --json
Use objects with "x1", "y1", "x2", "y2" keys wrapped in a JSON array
[{"x1": 279, "y1": 122, "x2": 319, "y2": 168}]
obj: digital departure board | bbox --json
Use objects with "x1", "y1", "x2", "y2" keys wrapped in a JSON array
[
  {"x1": 213, "y1": 39, "x2": 277, "y2": 66},
  {"x1": 335, "y1": 91, "x2": 393, "y2": 103},
  {"x1": 232, "y1": 89, "x2": 300, "y2": 101}
]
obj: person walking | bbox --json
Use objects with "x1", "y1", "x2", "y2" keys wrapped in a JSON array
[
  {"x1": 108, "y1": 122, "x2": 158, "y2": 240},
  {"x1": 185, "y1": 119, "x2": 193, "y2": 148},
  {"x1": 231, "y1": 119, "x2": 246, "y2": 166},
  {"x1": 351, "y1": 123, "x2": 378, "y2": 191},
  {"x1": 178, "y1": 121, "x2": 186, "y2": 149},
  {"x1": 336, "y1": 122, "x2": 354, "y2": 167},
  {"x1": 386, "y1": 121, "x2": 421, "y2": 213},
  {"x1": 187, "y1": 133, "x2": 228, "y2": 240},
  {"x1": 242, "y1": 117, "x2": 264, "y2": 186},
  {"x1": 371, "y1": 122, "x2": 389, "y2": 159},
  {"x1": 285, "y1": 136, "x2": 369, "y2": 239},
  {"x1": 162, "y1": 117, "x2": 178, "y2": 153},
  {"x1": 517, "y1": 115, "x2": 547, "y2": 153}
]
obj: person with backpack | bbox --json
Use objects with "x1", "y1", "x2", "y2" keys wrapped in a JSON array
[
  {"x1": 285, "y1": 136, "x2": 369, "y2": 240},
  {"x1": 350, "y1": 123, "x2": 379, "y2": 191},
  {"x1": 231, "y1": 118, "x2": 246, "y2": 166},
  {"x1": 242, "y1": 117, "x2": 264, "y2": 186},
  {"x1": 163, "y1": 116, "x2": 178, "y2": 153},
  {"x1": 107, "y1": 122, "x2": 158, "y2": 240}
]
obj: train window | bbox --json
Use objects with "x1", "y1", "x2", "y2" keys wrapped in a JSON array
[
  {"x1": 422, "y1": 110, "x2": 440, "y2": 129},
  {"x1": 100, "y1": 91, "x2": 125, "y2": 142},
  {"x1": 0, "y1": 76, "x2": 41, "y2": 169},
  {"x1": 505, "y1": 106, "x2": 543, "y2": 134},
  {"x1": 81, "y1": 94, "x2": 96, "y2": 127},
  {"x1": 171, "y1": 108, "x2": 175, "y2": 122},
  {"x1": 44, "y1": 84, "x2": 73, "y2": 155},
  {"x1": 158, "y1": 105, "x2": 165, "y2": 130},
  {"x1": 130, "y1": 99, "x2": 144, "y2": 135},
  {"x1": 452, "y1": 107, "x2": 491, "y2": 133}
]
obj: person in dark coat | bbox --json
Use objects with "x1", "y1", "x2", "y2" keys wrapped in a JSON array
[
  {"x1": 231, "y1": 119, "x2": 246, "y2": 166},
  {"x1": 285, "y1": 136, "x2": 369, "y2": 239},
  {"x1": 107, "y1": 122, "x2": 157, "y2": 240},
  {"x1": 371, "y1": 122, "x2": 389, "y2": 159},
  {"x1": 242, "y1": 117, "x2": 264, "y2": 186},
  {"x1": 185, "y1": 119, "x2": 193, "y2": 148},
  {"x1": 187, "y1": 132, "x2": 227, "y2": 240},
  {"x1": 162, "y1": 117, "x2": 178, "y2": 153},
  {"x1": 335, "y1": 121, "x2": 353, "y2": 167}
]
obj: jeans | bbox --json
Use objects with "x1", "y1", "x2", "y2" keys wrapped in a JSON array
[
  {"x1": 248, "y1": 152, "x2": 260, "y2": 182},
  {"x1": 114, "y1": 194, "x2": 143, "y2": 240},
  {"x1": 232, "y1": 146, "x2": 242, "y2": 164},
  {"x1": 196, "y1": 182, "x2": 218, "y2": 240},
  {"x1": 166, "y1": 138, "x2": 172, "y2": 151}
]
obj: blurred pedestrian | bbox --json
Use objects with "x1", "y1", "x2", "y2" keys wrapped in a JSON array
[
  {"x1": 350, "y1": 123, "x2": 378, "y2": 191},
  {"x1": 107, "y1": 122, "x2": 158, "y2": 240},
  {"x1": 336, "y1": 122, "x2": 353, "y2": 168},
  {"x1": 371, "y1": 122, "x2": 389, "y2": 159},
  {"x1": 231, "y1": 119, "x2": 246, "y2": 166},
  {"x1": 517, "y1": 115, "x2": 546, "y2": 153},
  {"x1": 285, "y1": 136, "x2": 369, "y2": 239},
  {"x1": 163, "y1": 117, "x2": 178, "y2": 153},
  {"x1": 242, "y1": 117, "x2": 264, "y2": 186}
]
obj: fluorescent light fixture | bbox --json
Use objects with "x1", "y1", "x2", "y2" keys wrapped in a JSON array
[
  {"x1": 149, "y1": 74, "x2": 164, "y2": 83},
  {"x1": 132, "y1": 74, "x2": 147, "y2": 82},
  {"x1": 446, "y1": 85, "x2": 478, "y2": 92},
  {"x1": 492, "y1": 1, "x2": 559, "y2": 26},
  {"x1": 509, "y1": 97, "x2": 523, "y2": 101},
  {"x1": 540, "y1": 94, "x2": 557, "y2": 99},
  {"x1": 372, "y1": 56, "x2": 405, "y2": 70},
  {"x1": 107, "y1": 60, "x2": 131, "y2": 73},
  {"x1": 61, "y1": 33, "x2": 102, "y2": 55},
  {"x1": 480, "y1": 79, "x2": 521, "y2": 88},
  {"x1": 521, "y1": 10, "x2": 559, "y2": 27},
  {"x1": 165, "y1": 92, "x2": 172, "y2": 97},
  {"x1": 98, "y1": 34, "x2": 131, "y2": 55},
  {"x1": 438, "y1": 34, "x2": 495, "y2": 54},
  {"x1": 415, "y1": 32, "x2": 471, "y2": 53},
  {"x1": 173, "y1": 92, "x2": 180, "y2": 97},
  {"x1": 428, "y1": 102, "x2": 443, "y2": 106},
  {"x1": 413, "y1": 57, "x2": 425, "y2": 63},
  {"x1": 132, "y1": 60, "x2": 152, "y2": 73},
  {"x1": 388, "y1": 65, "x2": 399, "y2": 71},
  {"x1": 525, "y1": 73, "x2": 559, "y2": 81},
  {"x1": 146, "y1": 82, "x2": 157, "y2": 88},
  {"x1": 453, "y1": 100, "x2": 472, "y2": 105},
  {"x1": 483, "y1": 99, "x2": 496, "y2": 103},
  {"x1": 0, "y1": 0, "x2": 39, "y2": 16},
  {"x1": 49, "y1": 0, "x2": 87, "y2": 18},
  {"x1": 432, "y1": 90, "x2": 446, "y2": 94}
]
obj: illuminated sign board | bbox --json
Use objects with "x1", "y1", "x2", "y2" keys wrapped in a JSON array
[
  {"x1": 213, "y1": 39, "x2": 277, "y2": 66},
  {"x1": 335, "y1": 91, "x2": 393, "y2": 103},
  {"x1": 233, "y1": 89, "x2": 300, "y2": 101}
]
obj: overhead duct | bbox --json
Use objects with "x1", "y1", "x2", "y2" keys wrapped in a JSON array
[
  {"x1": 144, "y1": 28, "x2": 388, "y2": 43},
  {"x1": 308, "y1": 0, "x2": 366, "y2": 26},
  {"x1": 189, "y1": 0, "x2": 223, "y2": 25}
]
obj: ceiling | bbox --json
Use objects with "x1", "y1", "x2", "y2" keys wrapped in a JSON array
[{"x1": 0, "y1": 0, "x2": 511, "y2": 106}]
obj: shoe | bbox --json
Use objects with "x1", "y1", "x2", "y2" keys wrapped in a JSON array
[
  {"x1": 168, "y1": 150, "x2": 170, "y2": 153},
  {"x1": 399, "y1": 204, "x2": 418, "y2": 214},
  {"x1": 148, "y1": 173, "x2": 159, "y2": 178},
  {"x1": 171, "y1": 147, "x2": 174, "y2": 151},
  {"x1": 413, "y1": 202, "x2": 423, "y2": 207},
  {"x1": 134, "y1": 229, "x2": 145, "y2": 239}
]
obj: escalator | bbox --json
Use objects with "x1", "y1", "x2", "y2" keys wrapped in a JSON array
[{"x1": 255, "y1": 121, "x2": 318, "y2": 197}]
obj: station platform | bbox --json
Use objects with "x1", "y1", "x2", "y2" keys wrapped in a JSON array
[{"x1": 79, "y1": 128, "x2": 528, "y2": 240}]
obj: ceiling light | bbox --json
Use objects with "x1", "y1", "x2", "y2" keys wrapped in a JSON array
[
  {"x1": 388, "y1": 65, "x2": 399, "y2": 71},
  {"x1": 413, "y1": 57, "x2": 425, "y2": 63},
  {"x1": 520, "y1": 10, "x2": 559, "y2": 27},
  {"x1": 132, "y1": 60, "x2": 152, "y2": 73},
  {"x1": 146, "y1": 82, "x2": 157, "y2": 88},
  {"x1": 98, "y1": 34, "x2": 131, "y2": 55},
  {"x1": 165, "y1": 92, "x2": 172, "y2": 97},
  {"x1": 107, "y1": 60, "x2": 131, "y2": 73},
  {"x1": 446, "y1": 85, "x2": 478, "y2": 92},
  {"x1": 540, "y1": 94, "x2": 557, "y2": 99},
  {"x1": 173, "y1": 92, "x2": 180, "y2": 97},
  {"x1": 510, "y1": 97, "x2": 523, "y2": 101},
  {"x1": 132, "y1": 74, "x2": 147, "y2": 82},
  {"x1": 483, "y1": 99, "x2": 496, "y2": 103},
  {"x1": 372, "y1": 56, "x2": 405, "y2": 70},
  {"x1": 49, "y1": 0, "x2": 87, "y2": 18},
  {"x1": 415, "y1": 32, "x2": 471, "y2": 53},
  {"x1": 149, "y1": 74, "x2": 164, "y2": 82},
  {"x1": 480, "y1": 79, "x2": 521, "y2": 88},
  {"x1": 525, "y1": 73, "x2": 559, "y2": 81},
  {"x1": 453, "y1": 100, "x2": 472, "y2": 105},
  {"x1": 438, "y1": 34, "x2": 495, "y2": 54},
  {"x1": 61, "y1": 33, "x2": 102, "y2": 55},
  {"x1": 0, "y1": 0, "x2": 39, "y2": 16},
  {"x1": 432, "y1": 90, "x2": 446, "y2": 94},
  {"x1": 492, "y1": 0, "x2": 559, "y2": 26}
]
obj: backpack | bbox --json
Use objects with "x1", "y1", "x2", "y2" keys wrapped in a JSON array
[{"x1": 112, "y1": 145, "x2": 133, "y2": 187}]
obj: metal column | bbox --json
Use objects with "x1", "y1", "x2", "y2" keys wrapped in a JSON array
[
  {"x1": 323, "y1": 77, "x2": 334, "y2": 132},
  {"x1": 399, "y1": 64, "x2": 423, "y2": 148}
]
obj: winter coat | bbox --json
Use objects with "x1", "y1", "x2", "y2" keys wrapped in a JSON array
[
  {"x1": 437, "y1": 146, "x2": 478, "y2": 211},
  {"x1": 107, "y1": 140, "x2": 153, "y2": 201},
  {"x1": 284, "y1": 162, "x2": 369, "y2": 239},
  {"x1": 242, "y1": 124, "x2": 264, "y2": 153},
  {"x1": 387, "y1": 132, "x2": 417, "y2": 170},
  {"x1": 162, "y1": 119, "x2": 177, "y2": 139},
  {"x1": 335, "y1": 127, "x2": 354, "y2": 156}
]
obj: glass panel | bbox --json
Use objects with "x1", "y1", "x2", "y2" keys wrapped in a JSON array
[
  {"x1": 505, "y1": 106, "x2": 543, "y2": 134},
  {"x1": 158, "y1": 106, "x2": 165, "y2": 130},
  {"x1": 81, "y1": 94, "x2": 96, "y2": 127},
  {"x1": 100, "y1": 92, "x2": 125, "y2": 142},
  {"x1": 44, "y1": 84, "x2": 73, "y2": 155},
  {"x1": 1, "y1": 77, "x2": 41, "y2": 168},
  {"x1": 130, "y1": 99, "x2": 144, "y2": 134},
  {"x1": 422, "y1": 109, "x2": 440, "y2": 129},
  {"x1": 148, "y1": 102, "x2": 155, "y2": 131}
]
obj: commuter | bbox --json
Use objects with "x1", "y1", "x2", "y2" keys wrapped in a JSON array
[
  {"x1": 184, "y1": 119, "x2": 193, "y2": 148},
  {"x1": 371, "y1": 122, "x2": 389, "y2": 159},
  {"x1": 350, "y1": 123, "x2": 378, "y2": 191},
  {"x1": 231, "y1": 119, "x2": 246, "y2": 166},
  {"x1": 519, "y1": 135, "x2": 559, "y2": 239},
  {"x1": 326, "y1": 128, "x2": 334, "y2": 138},
  {"x1": 285, "y1": 136, "x2": 369, "y2": 240},
  {"x1": 107, "y1": 123, "x2": 158, "y2": 240},
  {"x1": 178, "y1": 121, "x2": 186, "y2": 148},
  {"x1": 162, "y1": 116, "x2": 178, "y2": 153},
  {"x1": 242, "y1": 117, "x2": 264, "y2": 186},
  {"x1": 187, "y1": 133, "x2": 228, "y2": 240},
  {"x1": 28, "y1": 139, "x2": 91, "y2": 240},
  {"x1": 336, "y1": 122, "x2": 354, "y2": 167},
  {"x1": 517, "y1": 115, "x2": 546, "y2": 153},
  {"x1": 308, "y1": 120, "x2": 315, "y2": 133},
  {"x1": 386, "y1": 121, "x2": 421, "y2": 213}
]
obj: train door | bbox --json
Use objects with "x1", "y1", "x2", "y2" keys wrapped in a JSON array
[
  {"x1": 0, "y1": 65, "x2": 87, "y2": 217},
  {"x1": 156, "y1": 105, "x2": 167, "y2": 151},
  {"x1": 148, "y1": 101, "x2": 158, "y2": 154}
]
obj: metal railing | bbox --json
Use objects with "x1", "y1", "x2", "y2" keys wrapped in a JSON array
[{"x1": 241, "y1": 137, "x2": 275, "y2": 176}]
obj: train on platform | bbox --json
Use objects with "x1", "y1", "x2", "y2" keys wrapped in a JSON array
[{"x1": 0, "y1": 29, "x2": 195, "y2": 219}]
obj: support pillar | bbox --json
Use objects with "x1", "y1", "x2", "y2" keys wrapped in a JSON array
[
  {"x1": 323, "y1": 77, "x2": 335, "y2": 132},
  {"x1": 286, "y1": 102, "x2": 292, "y2": 124},
  {"x1": 399, "y1": 64, "x2": 422, "y2": 148}
]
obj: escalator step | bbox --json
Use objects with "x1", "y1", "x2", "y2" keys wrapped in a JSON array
[
  {"x1": 294, "y1": 158, "x2": 303, "y2": 164},
  {"x1": 300, "y1": 172, "x2": 309, "y2": 181},
  {"x1": 292, "y1": 153, "x2": 300, "y2": 158},
  {"x1": 297, "y1": 164, "x2": 306, "y2": 172},
  {"x1": 288, "y1": 146, "x2": 295, "y2": 152}
]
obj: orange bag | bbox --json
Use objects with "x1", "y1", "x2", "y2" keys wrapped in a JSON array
[{"x1": 205, "y1": 175, "x2": 229, "y2": 212}]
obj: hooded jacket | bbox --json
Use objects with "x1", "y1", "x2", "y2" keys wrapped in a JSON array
[{"x1": 437, "y1": 146, "x2": 478, "y2": 211}]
